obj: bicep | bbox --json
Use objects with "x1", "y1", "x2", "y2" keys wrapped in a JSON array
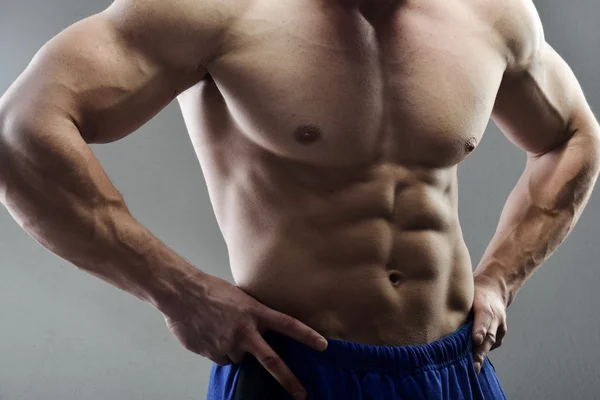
[
  {"x1": 492, "y1": 41, "x2": 592, "y2": 156},
  {"x1": 2, "y1": 10, "x2": 204, "y2": 144}
]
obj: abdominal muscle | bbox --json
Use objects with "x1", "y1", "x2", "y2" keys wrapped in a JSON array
[{"x1": 214, "y1": 150, "x2": 475, "y2": 347}]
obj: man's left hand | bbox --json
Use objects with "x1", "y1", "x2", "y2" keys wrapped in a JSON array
[{"x1": 471, "y1": 274, "x2": 508, "y2": 375}]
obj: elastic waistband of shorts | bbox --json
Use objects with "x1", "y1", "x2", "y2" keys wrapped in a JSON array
[{"x1": 264, "y1": 319, "x2": 474, "y2": 374}]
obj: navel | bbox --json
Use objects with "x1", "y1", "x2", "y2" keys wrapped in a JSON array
[
  {"x1": 388, "y1": 271, "x2": 405, "y2": 287},
  {"x1": 293, "y1": 124, "x2": 322, "y2": 145}
]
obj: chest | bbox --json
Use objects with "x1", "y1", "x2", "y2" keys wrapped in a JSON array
[{"x1": 201, "y1": 0, "x2": 508, "y2": 167}]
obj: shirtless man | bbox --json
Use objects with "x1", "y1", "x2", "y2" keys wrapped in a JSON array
[{"x1": 1, "y1": 0, "x2": 598, "y2": 398}]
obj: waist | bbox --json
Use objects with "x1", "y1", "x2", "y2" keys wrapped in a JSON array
[
  {"x1": 234, "y1": 238, "x2": 474, "y2": 346},
  {"x1": 263, "y1": 317, "x2": 475, "y2": 374}
]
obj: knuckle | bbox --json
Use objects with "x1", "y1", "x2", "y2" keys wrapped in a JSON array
[
  {"x1": 235, "y1": 319, "x2": 256, "y2": 337},
  {"x1": 278, "y1": 313, "x2": 298, "y2": 328},
  {"x1": 481, "y1": 305, "x2": 495, "y2": 319},
  {"x1": 260, "y1": 354, "x2": 281, "y2": 368},
  {"x1": 247, "y1": 302, "x2": 263, "y2": 317}
]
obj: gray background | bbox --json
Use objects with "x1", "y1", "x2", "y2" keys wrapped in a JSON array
[{"x1": 0, "y1": 1, "x2": 598, "y2": 399}]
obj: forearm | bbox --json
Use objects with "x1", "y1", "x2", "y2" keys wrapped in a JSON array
[
  {"x1": 0, "y1": 112, "x2": 204, "y2": 312},
  {"x1": 474, "y1": 124, "x2": 600, "y2": 307}
]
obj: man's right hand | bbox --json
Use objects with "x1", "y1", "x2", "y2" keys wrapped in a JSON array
[
  {"x1": 161, "y1": 271, "x2": 327, "y2": 399},
  {"x1": 0, "y1": 2, "x2": 318, "y2": 398}
]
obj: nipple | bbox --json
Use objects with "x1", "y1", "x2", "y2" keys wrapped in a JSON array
[
  {"x1": 465, "y1": 137, "x2": 478, "y2": 153},
  {"x1": 293, "y1": 125, "x2": 322, "y2": 145}
]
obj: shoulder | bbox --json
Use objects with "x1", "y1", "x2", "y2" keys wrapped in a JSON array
[
  {"x1": 101, "y1": 0, "x2": 253, "y2": 70},
  {"x1": 488, "y1": 0, "x2": 545, "y2": 72}
]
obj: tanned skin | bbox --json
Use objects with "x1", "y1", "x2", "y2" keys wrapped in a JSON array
[{"x1": 0, "y1": 0, "x2": 598, "y2": 398}]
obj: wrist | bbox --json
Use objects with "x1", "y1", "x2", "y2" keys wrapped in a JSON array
[
  {"x1": 473, "y1": 270, "x2": 513, "y2": 307},
  {"x1": 145, "y1": 262, "x2": 211, "y2": 318},
  {"x1": 97, "y1": 212, "x2": 211, "y2": 316}
]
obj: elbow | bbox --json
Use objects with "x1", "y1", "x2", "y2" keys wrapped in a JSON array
[
  {"x1": 0, "y1": 100, "x2": 9, "y2": 144},
  {"x1": 0, "y1": 105, "x2": 11, "y2": 172},
  {"x1": 570, "y1": 107, "x2": 600, "y2": 171},
  {"x1": 554, "y1": 116, "x2": 600, "y2": 176},
  {"x1": 0, "y1": 99, "x2": 24, "y2": 145},
  {"x1": 0, "y1": 109, "x2": 15, "y2": 196},
  {"x1": 590, "y1": 121, "x2": 600, "y2": 162},
  {"x1": 0, "y1": 120, "x2": 11, "y2": 201},
  {"x1": 579, "y1": 121, "x2": 600, "y2": 179},
  {"x1": 0, "y1": 103, "x2": 30, "y2": 192},
  {"x1": 564, "y1": 124, "x2": 600, "y2": 205}
]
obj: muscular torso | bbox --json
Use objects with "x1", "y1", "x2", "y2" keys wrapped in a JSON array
[{"x1": 178, "y1": 0, "x2": 513, "y2": 345}]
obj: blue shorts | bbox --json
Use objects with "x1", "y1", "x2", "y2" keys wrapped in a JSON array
[{"x1": 207, "y1": 320, "x2": 507, "y2": 399}]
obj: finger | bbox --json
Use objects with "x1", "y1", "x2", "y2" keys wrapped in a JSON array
[
  {"x1": 491, "y1": 320, "x2": 507, "y2": 351},
  {"x1": 473, "y1": 319, "x2": 499, "y2": 374},
  {"x1": 473, "y1": 361, "x2": 481, "y2": 375},
  {"x1": 246, "y1": 333, "x2": 307, "y2": 398},
  {"x1": 259, "y1": 308, "x2": 328, "y2": 352},
  {"x1": 472, "y1": 307, "x2": 494, "y2": 345}
]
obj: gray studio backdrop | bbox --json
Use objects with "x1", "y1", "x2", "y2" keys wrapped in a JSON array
[{"x1": 1, "y1": 1, "x2": 599, "y2": 399}]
